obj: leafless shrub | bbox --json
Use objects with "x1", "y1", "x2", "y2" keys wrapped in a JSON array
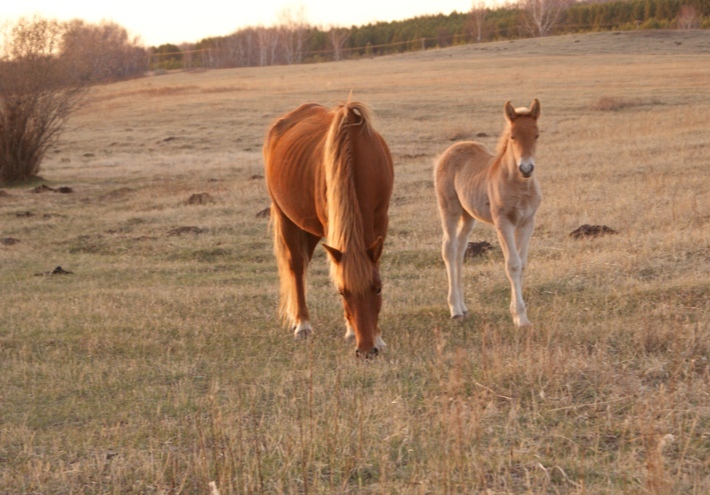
[{"x1": 0, "y1": 17, "x2": 87, "y2": 183}]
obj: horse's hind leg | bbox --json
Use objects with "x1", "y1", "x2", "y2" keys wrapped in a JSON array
[{"x1": 272, "y1": 206, "x2": 319, "y2": 338}]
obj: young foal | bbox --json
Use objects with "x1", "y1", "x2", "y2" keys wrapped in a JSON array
[
  {"x1": 264, "y1": 102, "x2": 393, "y2": 357},
  {"x1": 434, "y1": 99, "x2": 541, "y2": 328}
]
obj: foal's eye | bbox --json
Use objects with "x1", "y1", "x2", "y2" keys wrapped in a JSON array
[{"x1": 375, "y1": 287, "x2": 382, "y2": 295}]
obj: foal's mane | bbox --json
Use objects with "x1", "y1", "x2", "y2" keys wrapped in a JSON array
[{"x1": 324, "y1": 102, "x2": 374, "y2": 294}]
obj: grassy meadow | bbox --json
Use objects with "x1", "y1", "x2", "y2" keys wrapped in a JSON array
[{"x1": 1, "y1": 30, "x2": 709, "y2": 494}]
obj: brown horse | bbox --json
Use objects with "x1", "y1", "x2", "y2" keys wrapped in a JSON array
[
  {"x1": 264, "y1": 102, "x2": 394, "y2": 357},
  {"x1": 434, "y1": 99, "x2": 542, "y2": 328}
]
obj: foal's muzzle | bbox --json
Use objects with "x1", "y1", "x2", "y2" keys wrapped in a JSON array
[{"x1": 519, "y1": 163, "x2": 534, "y2": 178}]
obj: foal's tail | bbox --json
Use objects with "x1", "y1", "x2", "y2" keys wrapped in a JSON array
[{"x1": 323, "y1": 102, "x2": 373, "y2": 290}]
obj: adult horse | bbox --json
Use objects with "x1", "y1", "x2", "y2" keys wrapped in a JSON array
[
  {"x1": 434, "y1": 99, "x2": 542, "y2": 328},
  {"x1": 264, "y1": 102, "x2": 394, "y2": 357}
]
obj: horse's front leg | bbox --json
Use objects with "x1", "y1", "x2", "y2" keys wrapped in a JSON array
[{"x1": 495, "y1": 221, "x2": 532, "y2": 329}]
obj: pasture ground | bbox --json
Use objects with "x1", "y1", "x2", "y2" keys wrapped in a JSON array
[{"x1": 1, "y1": 30, "x2": 709, "y2": 494}]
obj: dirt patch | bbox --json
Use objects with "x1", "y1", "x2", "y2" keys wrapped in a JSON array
[
  {"x1": 465, "y1": 241, "x2": 493, "y2": 259},
  {"x1": 168, "y1": 226, "x2": 204, "y2": 236},
  {"x1": 35, "y1": 266, "x2": 73, "y2": 276},
  {"x1": 570, "y1": 224, "x2": 618, "y2": 239},
  {"x1": 30, "y1": 185, "x2": 73, "y2": 194},
  {"x1": 186, "y1": 192, "x2": 215, "y2": 205},
  {"x1": 256, "y1": 207, "x2": 270, "y2": 219},
  {"x1": 1, "y1": 238, "x2": 20, "y2": 246}
]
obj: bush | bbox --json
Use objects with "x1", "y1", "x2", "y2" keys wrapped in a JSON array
[{"x1": 0, "y1": 17, "x2": 86, "y2": 183}]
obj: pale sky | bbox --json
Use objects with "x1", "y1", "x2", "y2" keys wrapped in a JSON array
[{"x1": 4, "y1": 1, "x2": 487, "y2": 46}]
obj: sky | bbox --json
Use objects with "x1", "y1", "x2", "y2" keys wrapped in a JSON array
[{"x1": 4, "y1": 1, "x2": 487, "y2": 47}]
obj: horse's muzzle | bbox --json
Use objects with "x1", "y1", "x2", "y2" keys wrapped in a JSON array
[{"x1": 356, "y1": 347, "x2": 379, "y2": 359}]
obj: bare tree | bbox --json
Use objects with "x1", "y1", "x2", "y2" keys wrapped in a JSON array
[
  {"x1": 329, "y1": 28, "x2": 350, "y2": 61},
  {"x1": 0, "y1": 17, "x2": 87, "y2": 183},
  {"x1": 278, "y1": 5, "x2": 310, "y2": 64},
  {"x1": 469, "y1": 0, "x2": 488, "y2": 42},
  {"x1": 256, "y1": 27, "x2": 280, "y2": 66},
  {"x1": 677, "y1": 5, "x2": 699, "y2": 29},
  {"x1": 519, "y1": 0, "x2": 571, "y2": 37},
  {"x1": 61, "y1": 20, "x2": 147, "y2": 82}
]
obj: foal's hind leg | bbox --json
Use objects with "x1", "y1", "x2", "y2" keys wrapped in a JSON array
[
  {"x1": 272, "y1": 206, "x2": 320, "y2": 338},
  {"x1": 440, "y1": 209, "x2": 474, "y2": 319}
]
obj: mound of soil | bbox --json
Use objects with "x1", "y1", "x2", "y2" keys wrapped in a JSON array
[
  {"x1": 255, "y1": 207, "x2": 270, "y2": 219},
  {"x1": 570, "y1": 224, "x2": 618, "y2": 239},
  {"x1": 186, "y1": 192, "x2": 215, "y2": 205},
  {"x1": 1, "y1": 238, "x2": 20, "y2": 246},
  {"x1": 35, "y1": 266, "x2": 73, "y2": 276},
  {"x1": 30, "y1": 185, "x2": 73, "y2": 194},
  {"x1": 168, "y1": 226, "x2": 204, "y2": 236},
  {"x1": 465, "y1": 241, "x2": 493, "y2": 259}
]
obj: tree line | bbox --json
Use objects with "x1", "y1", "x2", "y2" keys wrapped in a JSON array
[{"x1": 153, "y1": 0, "x2": 709, "y2": 70}]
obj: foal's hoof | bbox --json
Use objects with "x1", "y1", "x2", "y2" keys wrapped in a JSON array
[{"x1": 451, "y1": 311, "x2": 468, "y2": 321}]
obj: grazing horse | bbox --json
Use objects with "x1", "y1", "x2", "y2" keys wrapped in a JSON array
[
  {"x1": 264, "y1": 102, "x2": 394, "y2": 357},
  {"x1": 434, "y1": 99, "x2": 542, "y2": 328}
]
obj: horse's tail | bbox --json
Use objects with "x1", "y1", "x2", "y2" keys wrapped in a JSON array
[{"x1": 323, "y1": 102, "x2": 373, "y2": 291}]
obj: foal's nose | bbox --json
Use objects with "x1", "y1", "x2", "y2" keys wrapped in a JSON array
[{"x1": 519, "y1": 162, "x2": 534, "y2": 178}]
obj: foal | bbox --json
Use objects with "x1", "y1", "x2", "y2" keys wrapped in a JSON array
[{"x1": 434, "y1": 99, "x2": 541, "y2": 328}]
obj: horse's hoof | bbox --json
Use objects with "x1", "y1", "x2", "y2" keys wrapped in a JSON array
[
  {"x1": 293, "y1": 325, "x2": 313, "y2": 340},
  {"x1": 451, "y1": 312, "x2": 467, "y2": 321}
]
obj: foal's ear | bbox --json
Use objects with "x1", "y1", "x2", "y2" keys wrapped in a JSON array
[
  {"x1": 530, "y1": 99, "x2": 541, "y2": 119},
  {"x1": 367, "y1": 236, "x2": 384, "y2": 263},
  {"x1": 504, "y1": 101, "x2": 517, "y2": 123},
  {"x1": 323, "y1": 243, "x2": 343, "y2": 264}
]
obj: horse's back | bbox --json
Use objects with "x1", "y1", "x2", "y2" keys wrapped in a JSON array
[
  {"x1": 435, "y1": 141, "x2": 495, "y2": 223},
  {"x1": 264, "y1": 103, "x2": 328, "y2": 154}
]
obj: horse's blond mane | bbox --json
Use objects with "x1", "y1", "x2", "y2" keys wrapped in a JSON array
[{"x1": 324, "y1": 102, "x2": 374, "y2": 294}]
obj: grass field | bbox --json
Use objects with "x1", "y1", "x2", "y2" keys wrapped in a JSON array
[{"x1": 1, "y1": 30, "x2": 709, "y2": 494}]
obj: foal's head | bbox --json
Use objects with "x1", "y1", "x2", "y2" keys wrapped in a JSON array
[
  {"x1": 503, "y1": 99, "x2": 541, "y2": 179},
  {"x1": 323, "y1": 237, "x2": 385, "y2": 359}
]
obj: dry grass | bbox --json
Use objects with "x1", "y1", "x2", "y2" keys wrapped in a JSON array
[{"x1": 1, "y1": 30, "x2": 709, "y2": 494}]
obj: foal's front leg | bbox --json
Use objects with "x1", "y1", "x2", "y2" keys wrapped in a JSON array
[{"x1": 495, "y1": 221, "x2": 532, "y2": 328}]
